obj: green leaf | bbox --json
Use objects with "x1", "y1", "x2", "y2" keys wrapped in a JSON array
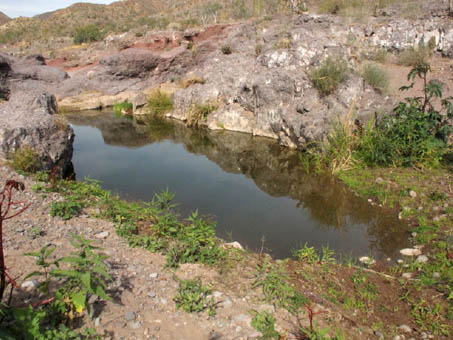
[
  {"x1": 70, "y1": 290, "x2": 87, "y2": 314},
  {"x1": 80, "y1": 272, "x2": 93, "y2": 293}
]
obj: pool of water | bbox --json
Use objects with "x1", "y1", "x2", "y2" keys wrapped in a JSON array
[{"x1": 66, "y1": 111, "x2": 409, "y2": 259}]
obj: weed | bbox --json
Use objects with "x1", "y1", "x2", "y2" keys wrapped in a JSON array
[
  {"x1": 73, "y1": 24, "x2": 104, "y2": 44},
  {"x1": 411, "y1": 300, "x2": 450, "y2": 336},
  {"x1": 309, "y1": 57, "x2": 348, "y2": 96},
  {"x1": 366, "y1": 47, "x2": 388, "y2": 63},
  {"x1": 362, "y1": 63, "x2": 390, "y2": 93},
  {"x1": 397, "y1": 45, "x2": 430, "y2": 67},
  {"x1": 293, "y1": 243, "x2": 319, "y2": 264},
  {"x1": 186, "y1": 101, "x2": 218, "y2": 128},
  {"x1": 253, "y1": 261, "x2": 308, "y2": 314},
  {"x1": 221, "y1": 44, "x2": 232, "y2": 55},
  {"x1": 147, "y1": 90, "x2": 173, "y2": 116},
  {"x1": 50, "y1": 199, "x2": 83, "y2": 220},
  {"x1": 251, "y1": 310, "x2": 279, "y2": 339},
  {"x1": 173, "y1": 277, "x2": 216, "y2": 316},
  {"x1": 8, "y1": 147, "x2": 41, "y2": 174},
  {"x1": 274, "y1": 37, "x2": 291, "y2": 49},
  {"x1": 113, "y1": 101, "x2": 133, "y2": 115},
  {"x1": 179, "y1": 77, "x2": 206, "y2": 88}
]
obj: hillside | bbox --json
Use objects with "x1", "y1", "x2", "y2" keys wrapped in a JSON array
[{"x1": 0, "y1": 11, "x2": 10, "y2": 25}]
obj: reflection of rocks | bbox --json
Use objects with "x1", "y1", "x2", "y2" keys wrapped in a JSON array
[{"x1": 68, "y1": 113, "x2": 408, "y2": 256}]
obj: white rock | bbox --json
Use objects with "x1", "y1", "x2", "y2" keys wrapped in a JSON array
[
  {"x1": 409, "y1": 190, "x2": 417, "y2": 198},
  {"x1": 400, "y1": 248, "x2": 421, "y2": 256},
  {"x1": 402, "y1": 273, "x2": 414, "y2": 279},
  {"x1": 398, "y1": 324, "x2": 412, "y2": 333},
  {"x1": 224, "y1": 241, "x2": 244, "y2": 250},
  {"x1": 96, "y1": 231, "x2": 109, "y2": 239},
  {"x1": 149, "y1": 273, "x2": 158, "y2": 279},
  {"x1": 21, "y1": 280, "x2": 39, "y2": 291},
  {"x1": 415, "y1": 255, "x2": 428, "y2": 263},
  {"x1": 359, "y1": 256, "x2": 375, "y2": 265}
]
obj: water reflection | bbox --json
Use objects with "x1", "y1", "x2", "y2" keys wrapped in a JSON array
[{"x1": 67, "y1": 111, "x2": 409, "y2": 259}]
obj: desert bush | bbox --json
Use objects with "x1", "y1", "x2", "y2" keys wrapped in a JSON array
[
  {"x1": 8, "y1": 147, "x2": 41, "y2": 173},
  {"x1": 362, "y1": 63, "x2": 390, "y2": 93},
  {"x1": 397, "y1": 46, "x2": 430, "y2": 67},
  {"x1": 73, "y1": 24, "x2": 104, "y2": 44},
  {"x1": 187, "y1": 101, "x2": 218, "y2": 128},
  {"x1": 113, "y1": 101, "x2": 133, "y2": 115},
  {"x1": 310, "y1": 57, "x2": 349, "y2": 96},
  {"x1": 221, "y1": 44, "x2": 233, "y2": 54},
  {"x1": 179, "y1": 77, "x2": 206, "y2": 88},
  {"x1": 147, "y1": 90, "x2": 174, "y2": 116},
  {"x1": 366, "y1": 48, "x2": 388, "y2": 63}
]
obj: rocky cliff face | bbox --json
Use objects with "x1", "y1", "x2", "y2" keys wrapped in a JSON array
[{"x1": 0, "y1": 54, "x2": 74, "y2": 176}]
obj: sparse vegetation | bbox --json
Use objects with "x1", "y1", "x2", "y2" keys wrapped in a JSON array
[
  {"x1": 397, "y1": 42, "x2": 434, "y2": 67},
  {"x1": 173, "y1": 277, "x2": 217, "y2": 316},
  {"x1": 309, "y1": 57, "x2": 349, "y2": 96},
  {"x1": 73, "y1": 24, "x2": 104, "y2": 44},
  {"x1": 186, "y1": 101, "x2": 218, "y2": 127},
  {"x1": 362, "y1": 63, "x2": 390, "y2": 93},
  {"x1": 221, "y1": 44, "x2": 233, "y2": 55},
  {"x1": 113, "y1": 101, "x2": 133, "y2": 116},
  {"x1": 147, "y1": 90, "x2": 174, "y2": 116},
  {"x1": 179, "y1": 77, "x2": 206, "y2": 88},
  {"x1": 8, "y1": 147, "x2": 41, "y2": 173},
  {"x1": 251, "y1": 310, "x2": 280, "y2": 339}
]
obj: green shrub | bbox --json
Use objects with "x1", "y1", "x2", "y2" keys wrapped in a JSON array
[
  {"x1": 251, "y1": 310, "x2": 280, "y2": 340},
  {"x1": 73, "y1": 25, "x2": 104, "y2": 45},
  {"x1": 221, "y1": 44, "x2": 232, "y2": 55},
  {"x1": 113, "y1": 101, "x2": 133, "y2": 116},
  {"x1": 8, "y1": 147, "x2": 41, "y2": 173},
  {"x1": 310, "y1": 57, "x2": 349, "y2": 96},
  {"x1": 173, "y1": 277, "x2": 216, "y2": 316},
  {"x1": 50, "y1": 199, "x2": 84, "y2": 220},
  {"x1": 362, "y1": 63, "x2": 390, "y2": 93},
  {"x1": 147, "y1": 90, "x2": 174, "y2": 116}
]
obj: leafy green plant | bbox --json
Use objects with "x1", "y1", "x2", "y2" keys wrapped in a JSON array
[
  {"x1": 173, "y1": 277, "x2": 216, "y2": 316},
  {"x1": 251, "y1": 310, "x2": 279, "y2": 339},
  {"x1": 8, "y1": 147, "x2": 41, "y2": 173},
  {"x1": 73, "y1": 24, "x2": 104, "y2": 44},
  {"x1": 310, "y1": 57, "x2": 348, "y2": 96},
  {"x1": 113, "y1": 101, "x2": 133, "y2": 116},
  {"x1": 50, "y1": 199, "x2": 83, "y2": 220},
  {"x1": 362, "y1": 63, "x2": 390, "y2": 93},
  {"x1": 293, "y1": 244, "x2": 319, "y2": 264},
  {"x1": 147, "y1": 90, "x2": 174, "y2": 116}
]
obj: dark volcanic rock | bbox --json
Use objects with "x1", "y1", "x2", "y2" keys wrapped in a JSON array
[{"x1": 99, "y1": 49, "x2": 162, "y2": 78}]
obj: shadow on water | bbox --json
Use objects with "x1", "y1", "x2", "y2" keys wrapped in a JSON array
[{"x1": 66, "y1": 111, "x2": 409, "y2": 259}]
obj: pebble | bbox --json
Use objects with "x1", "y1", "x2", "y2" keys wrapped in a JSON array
[
  {"x1": 398, "y1": 324, "x2": 412, "y2": 333},
  {"x1": 433, "y1": 272, "x2": 440, "y2": 279},
  {"x1": 400, "y1": 248, "x2": 421, "y2": 256},
  {"x1": 221, "y1": 298, "x2": 233, "y2": 308},
  {"x1": 20, "y1": 280, "x2": 39, "y2": 291},
  {"x1": 402, "y1": 273, "x2": 413, "y2": 279},
  {"x1": 94, "y1": 317, "x2": 101, "y2": 327},
  {"x1": 248, "y1": 331, "x2": 263, "y2": 339},
  {"x1": 149, "y1": 273, "x2": 158, "y2": 279},
  {"x1": 125, "y1": 311, "x2": 136, "y2": 321},
  {"x1": 392, "y1": 336, "x2": 401, "y2": 340},
  {"x1": 224, "y1": 241, "x2": 244, "y2": 250},
  {"x1": 411, "y1": 232, "x2": 417, "y2": 238},
  {"x1": 409, "y1": 190, "x2": 417, "y2": 198},
  {"x1": 148, "y1": 291, "x2": 156, "y2": 298},
  {"x1": 374, "y1": 331, "x2": 384, "y2": 339},
  {"x1": 130, "y1": 321, "x2": 142, "y2": 329},
  {"x1": 232, "y1": 314, "x2": 251, "y2": 325},
  {"x1": 359, "y1": 256, "x2": 375, "y2": 265},
  {"x1": 96, "y1": 231, "x2": 109, "y2": 239},
  {"x1": 415, "y1": 255, "x2": 428, "y2": 263}
]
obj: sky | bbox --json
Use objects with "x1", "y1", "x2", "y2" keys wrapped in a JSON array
[{"x1": 0, "y1": 1, "x2": 117, "y2": 18}]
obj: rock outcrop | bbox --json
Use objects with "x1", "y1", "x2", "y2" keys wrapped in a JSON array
[{"x1": 0, "y1": 54, "x2": 74, "y2": 176}]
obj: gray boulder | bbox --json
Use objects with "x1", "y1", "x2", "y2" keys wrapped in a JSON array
[
  {"x1": 99, "y1": 49, "x2": 162, "y2": 78},
  {"x1": 0, "y1": 92, "x2": 74, "y2": 176}
]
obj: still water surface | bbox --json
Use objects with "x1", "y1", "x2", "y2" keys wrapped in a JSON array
[{"x1": 66, "y1": 112, "x2": 408, "y2": 259}]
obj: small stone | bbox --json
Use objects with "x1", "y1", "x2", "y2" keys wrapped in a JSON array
[
  {"x1": 221, "y1": 298, "x2": 233, "y2": 308},
  {"x1": 392, "y1": 336, "x2": 401, "y2": 340},
  {"x1": 374, "y1": 331, "x2": 384, "y2": 339},
  {"x1": 233, "y1": 314, "x2": 251, "y2": 325},
  {"x1": 16, "y1": 227, "x2": 25, "y2": 233},
  {"x1": 130, "y1": 321, "x2": 142, "y2": 329},
  {"x1": 125, "y1": 311, "x2": 136, "y2": 321},
  {"x1": 148, "y1": 291, "x2": 156, "y2": 298},
  {"x1": 213, "y1": 291, "x2": 223, "y2": 298},
  {"x1": 21, "y1": 280, "x2": 39, "y2": 291},
  {"x1": 400, "y1": 248, "x2": 421, "y2": 256},
  {"x1": 409, "y1": 190, "x2": 417, "y2": 198},
  {"x1": 224, "y1": 241, "x2": 244, "y2": 250},
  {"x1": 402, "y1": 273, "x2": 413, "y2": 279},
  {"x1": 433, "y1": 272, "x2": 440, "y2": 279},
  {"x1": 160, "y1": 298, "x2": 167, "y2": 305},
  {"x1": 96, "y1": 231, "x2": 109, "y2": 239},
  {"x1": 411, "y1": 232, "x2": 417, "y2": 238},
  {"x1": 398, "y1": 324, "x2": 412, "y2": 333},
  {"x1": 397, "y1": 259, "x2": 404, "y2": 264},
  {"x1": 375, "y1": 177, "x2": 384, "y2": 184},
  {"x1": 149, "y1": 273, "x2": 158, "y2": 279},
  {"x1": 415, "y1": 255, "x2": 428, "y2": 263},
  {"x1": 248, "y1": 331, "x2": 263, "y2": 339},
  {"x1": 95, "y1": 317, "x2": 101, "y2": 327},
  {"x1": 359, "y1": 256, "x2": 375, "y2": 265},
  {"x1": 420, "y1": 332, "x2": 428, "y2": 339}
]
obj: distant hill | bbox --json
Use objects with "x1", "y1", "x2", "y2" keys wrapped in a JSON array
[
  {"x1": 0, "y1": 11, "x2": 10, "y2": 25},
  {"x1": 0, "y1": 0, "x2": 296, "y2": 45}
]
